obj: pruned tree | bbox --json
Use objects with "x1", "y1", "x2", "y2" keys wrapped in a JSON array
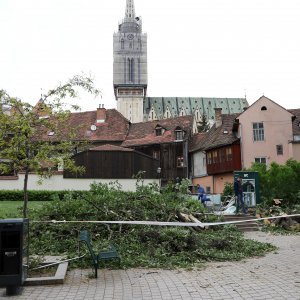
[{"x1": 0, "y1": 75, "x2": 100, "y2": 218}]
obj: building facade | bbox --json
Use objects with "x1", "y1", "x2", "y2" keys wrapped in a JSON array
[
  {"x1": 113, "y1": 0, "x2": 148, "y2": 123},
  {"x1": 190, "y1": 109, "x2": 242, "y2": 194},
  {"x1": 122, "y1": 115, "x2": 197, "y2": 185},
  {"x1": 236, "y1": 96, "x2": 295, "y2": 168},
  {"x1": 113, "y1": 0, "x2": 248, "y2": 124}
]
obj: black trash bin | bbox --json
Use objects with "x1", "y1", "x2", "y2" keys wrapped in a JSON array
[{"x1": 0, "y1": 219, "x2": 29, "y2": 296}]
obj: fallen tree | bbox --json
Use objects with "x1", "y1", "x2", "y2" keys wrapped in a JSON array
[{"x1": 29, "y1": 182, "x2": 276, "y2": 269}]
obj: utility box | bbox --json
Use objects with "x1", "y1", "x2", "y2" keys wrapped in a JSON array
[
  {"x1": 234, "y1": 171, "x2": 260, "y2": 207},
  {"x1": 0, "y1": 219, "x2": 29, "y2": 295}
]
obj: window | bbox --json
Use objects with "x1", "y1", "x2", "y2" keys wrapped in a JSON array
[
  {"x1": 176, "y1": 156, "x2": 184, "y2": 167},
  {"x1": 226, "y1": 147, "x2": 232, "y2": 161},
  {"x1": 212, "y1": 150, "x2": 218, "y2": 163},
  {"x1": 128, "y1": 58, "x2": 134, "y2": 82},
  {"x1": 253, "y1": 122, "x2": 264, "y2": 141},
  {"x1": 175, "y1": 130, "x2": 183, "y2": 141},
  {"x1": 261, "y1": 106, "x2": 267, "y2": 111},
  {"x1": 219, "y1": 149, "x2": 226, "y2": 162},
  {"x1": 207, "y1": 152, "x2": 212, "y2": 164},
  {"x1": 153, "y1": 150, "x2": 160, "y2": 160},
  {"x1": 155, "y1": 127, "x2": 162, "y2": 136},
  {"x1": 121, "y1": 39, "x2": 124, "y2": 49},
  {"x1": 255, "y1": 157, "x2": 266, "y2": 164},
  {"x1": 276, "y1": 145, "x2": 283, "y2": 155}
]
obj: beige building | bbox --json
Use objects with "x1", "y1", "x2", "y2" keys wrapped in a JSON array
[{"x1": 236, "y1": 96, "x2": 297, "y2": 168}]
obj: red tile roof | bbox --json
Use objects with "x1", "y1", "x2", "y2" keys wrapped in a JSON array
[
  {"x1": 190, "y1": 114, "x2": 239, "y2": 152},
  {"x1": 37, "y1": 109, "x2": 130, "y2": 142},
  {"x1": 122, "y1": 115, "x2": 194, "y2": 147},
  {"x1": 189, "y1": 133, "x2": 206, "y2": 153}
]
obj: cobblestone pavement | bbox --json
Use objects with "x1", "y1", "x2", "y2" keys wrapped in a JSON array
[{"x1": 1, "y1": 232, "x2": 299, "y2": 299}]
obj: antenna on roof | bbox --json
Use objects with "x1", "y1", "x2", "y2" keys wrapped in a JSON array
[{"x1": 244, "y1": 88, "x2": 247, "y2": 99}]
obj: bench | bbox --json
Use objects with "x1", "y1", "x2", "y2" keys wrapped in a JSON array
[{"x1": 79, "y1": 230, "x2": 121, "y2": 278}]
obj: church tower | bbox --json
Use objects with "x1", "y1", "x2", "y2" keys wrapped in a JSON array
[{"x1": 113, "y1": 0, "x2": 147, "y2": 123}]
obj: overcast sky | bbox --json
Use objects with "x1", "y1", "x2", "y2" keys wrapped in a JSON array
[{"x1": 0, "y1": 0, "x2": 299, "y2": 111}]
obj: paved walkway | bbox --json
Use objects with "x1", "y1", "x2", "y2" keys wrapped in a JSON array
[{"x1": 1, "y1": 232, "x2": 300, "y2": 299}]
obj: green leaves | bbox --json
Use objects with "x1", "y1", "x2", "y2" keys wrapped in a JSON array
[
  {"x1": 249, "y1": 159, "x2": 300, "y2": 207},
  {"x1": 1, "y1": 75, "x2": 100, "y2": 217},
  {"x1": 27, "y1": 183, "x2": 276, "y2": 269}
]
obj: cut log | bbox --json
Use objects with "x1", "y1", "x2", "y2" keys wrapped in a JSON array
[
  {"x1": 177, "y1": 212, "x2": 205, "y2": 231},
  {"x1": 177, "y1": 212, "x2": 192, "y2": 222},
  {"x1": 188, "y1": 214, "x2": 205, "y2": 230}
]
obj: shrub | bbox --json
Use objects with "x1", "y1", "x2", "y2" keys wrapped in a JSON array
[
  {"x1": 248, "y1": 159, "x2": 300, "y2": 208},
  {"x1": 0, "y1": 190, "x2": 87, "y2": 202}
]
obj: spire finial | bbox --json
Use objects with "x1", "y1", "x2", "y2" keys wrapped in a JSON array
[{"x1": 125, "y1": 0, "x2": 135, "y2": 19}]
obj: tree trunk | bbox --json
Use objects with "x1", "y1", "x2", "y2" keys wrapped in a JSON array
[{"x1": 23, "y1": 168, "x2": 29, "y2": 218}]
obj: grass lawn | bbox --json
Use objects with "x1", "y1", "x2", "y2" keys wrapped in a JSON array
[{"x1": 0, "y1": 201, "x2": 50, "y2": 219}]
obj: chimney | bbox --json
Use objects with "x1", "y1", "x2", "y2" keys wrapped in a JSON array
[
  {"x1": 96, "y1": 104, "x2": 106, "y2": 124},
  {"x1": 214, "y1": 108, "x2": 222, "y2": 128}
]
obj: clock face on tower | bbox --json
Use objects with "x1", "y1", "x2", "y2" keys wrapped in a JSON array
[{"x1": 127, "y1": 34, "x2": 134, "y2": 40}]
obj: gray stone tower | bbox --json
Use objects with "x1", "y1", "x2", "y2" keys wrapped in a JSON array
[{"x1": 113, "y1": 0, "x2": 147, "y2": 123}]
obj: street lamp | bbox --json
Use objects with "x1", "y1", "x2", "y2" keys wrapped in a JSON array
[{"x1": 157, "y1": 167, "x2": 161, "y2": 190}]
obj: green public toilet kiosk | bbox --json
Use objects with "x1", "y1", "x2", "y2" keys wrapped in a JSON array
[{"x1": 234, "y1": 171, "x2": 260, "y2": 207}]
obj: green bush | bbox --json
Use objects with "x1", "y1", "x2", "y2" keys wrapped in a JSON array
[
  {"x1": 0, "y1": 190, "x2": 87, "y2": 202},
  {"x1": 222, "y1": 182, "x2": 234, "y2": 201},
  {"x1": 249, "y1": 159, "x2": 300, "y2": 208}
]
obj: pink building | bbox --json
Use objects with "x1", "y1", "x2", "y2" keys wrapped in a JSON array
[{"x1": 236, "y1": 96, "x2": 295, "y2": 168}]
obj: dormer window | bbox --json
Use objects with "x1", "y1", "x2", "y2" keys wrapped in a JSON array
[
  {"x1": 155, "y1": 126, "x2": 163, "y2": 136},
  {"x1": 156, "y1": 128, "x2": 162, "y2": 136},
  {"x1": 175, "y1": 127, "x2": 184, "y2": 141},
  {"x1": 155, "y1": 125, "x2": 164, "y2": 136}
]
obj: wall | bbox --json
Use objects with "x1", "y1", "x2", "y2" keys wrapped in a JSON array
[
  {"x1": 192, "y1": 176, "x2": 213, "y2": 194},
  {"x1": 117, "y1": 96, "x2": 144, "y2": 123},
  {"x1": 238, "y1": 97, "x2": 294, "y2": 168},
  {"x1": 192, "y1": 172, "x2": 233, "y2": 194},
  {"x1": 0, "y1": 174, "x2": 159, "y2": 191},
  {"x1": 213, "y1": 173, "x2": 233, "y2": 194},
  {"x1": 65, "y1": 150, "x2": 159, "y2": 179},
  {"x1": 192, "y1": 151, "x2": 207, "y2": 177},
  {"x1": 291, "y1": 143, "x2": 300, "y2": 161}
]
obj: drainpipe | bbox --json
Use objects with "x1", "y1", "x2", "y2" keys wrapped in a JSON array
[{"x1": 239, "y1": 123, "x2": 244, "y2": 169}]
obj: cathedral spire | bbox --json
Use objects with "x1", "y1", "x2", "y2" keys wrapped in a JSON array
[{"x1": 125, "y1": 0, "x2": 135, "y2": 19}]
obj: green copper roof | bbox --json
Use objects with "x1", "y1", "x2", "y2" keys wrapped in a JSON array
[{"x1": 143, "y1": 97, "x2": 248, "y2": 121}]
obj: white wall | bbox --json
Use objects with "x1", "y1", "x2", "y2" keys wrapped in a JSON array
[
  {"x1": 0, "y1": 174, "x2": 159, "y2": 192},
  {"x1": 192, "y1": 151, "x2": 207, "y2": 177}
]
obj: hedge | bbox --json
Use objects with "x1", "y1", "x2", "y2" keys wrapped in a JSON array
[{"x1": 0, "y1": 190, "x2": 88, "y2": 202}]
